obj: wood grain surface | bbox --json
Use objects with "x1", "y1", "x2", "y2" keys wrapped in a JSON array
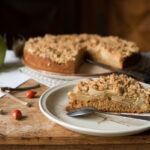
[{"x1": 1, "y1": 79, "x2": 150, "y2": 150}]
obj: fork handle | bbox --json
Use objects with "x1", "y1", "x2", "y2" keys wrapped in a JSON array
[
  {"x1": 117, "y1": 114, "x2": 150, "y2": 121},
  {"x1": 99, "y1": 112, "x2": 150, "y2": 121}
]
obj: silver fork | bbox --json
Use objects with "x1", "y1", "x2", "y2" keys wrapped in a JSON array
[{"x1": 66, "y1": 107, "x2": 150, "y2": 121}]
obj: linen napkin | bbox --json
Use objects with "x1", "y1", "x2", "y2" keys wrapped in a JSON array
[{"x1": 0, "y1": 51, "x2": 30, "y2": 98}]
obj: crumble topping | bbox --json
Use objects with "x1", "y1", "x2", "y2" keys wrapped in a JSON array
[
  {"x1": 24, "y1": 34, "x2": 139, "y2": 64},
  {"x1": 100, "y1": 36, "x2": 139, "y2": 58},
  {"x1": 73, "y1": 74, "x2": 150, "y2": 103},
  {"x1": 24, "y1": 34, "x2": 84, "y2": 63}
]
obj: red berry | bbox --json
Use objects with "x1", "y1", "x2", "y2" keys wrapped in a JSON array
[
  {"x1": 12, "y1": 110, "x2": 22, "y2": 120},
  {"x1": 26, "y1": 90, "x2": 36, "y2": 98}
]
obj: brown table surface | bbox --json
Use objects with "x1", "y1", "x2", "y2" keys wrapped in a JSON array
[{"x1": 1, "y1": 79, "x2": 150, "y2": 150}]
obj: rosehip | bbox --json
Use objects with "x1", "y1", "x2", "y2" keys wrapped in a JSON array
[
  {"x1": 26, "y1": 90, "x2": 36, "y2": 98},
  {"x1": 12, "y1": 110, "x2": 22, "y2": 120}
]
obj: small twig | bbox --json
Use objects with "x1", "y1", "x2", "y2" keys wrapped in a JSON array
[{"x1": 1, "y1": 89, "x2": 31, "y2": 107}]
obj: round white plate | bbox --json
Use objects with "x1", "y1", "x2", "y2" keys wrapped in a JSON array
[{"x1": 39, "y1": 80, "x2": 150, "y2": 136}]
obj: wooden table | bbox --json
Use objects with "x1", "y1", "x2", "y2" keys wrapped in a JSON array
[{"x1": 1, "y1": 79, "x2": 150, "y2": 150}]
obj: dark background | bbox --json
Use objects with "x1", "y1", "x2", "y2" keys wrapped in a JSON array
[{"x1": 0, "y1": 0, "x2": 150, "y2": 51}]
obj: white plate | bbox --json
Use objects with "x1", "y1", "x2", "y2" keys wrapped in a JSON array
[{"x1": 39, "y1": 80, "x2": 150, "y2": 136}]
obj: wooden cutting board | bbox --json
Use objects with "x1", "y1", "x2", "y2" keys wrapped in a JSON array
[{"x1": 1, "y1": 79, "x2": 150, "y2": 146}]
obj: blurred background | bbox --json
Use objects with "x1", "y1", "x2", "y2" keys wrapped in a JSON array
[{"x1": 0, "y1": 0, "x2": 150, "y2": 51}]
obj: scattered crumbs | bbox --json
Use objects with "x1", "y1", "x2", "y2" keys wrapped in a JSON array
[
  {"x1": 0, "y1": 109, "x2": 4, "y2": 115},
  {"x1": 96, "y1": 113, "x2": 130, "y2": 126},
  {"x1": 65, "y1": 106, "x2": 70, "y2": 112},
  {"x1": 108, "y1": 118, "x2": 130, "y2": 126},
  {"x1": 98, "y1": 117, "x2": 107, "y2": 124}
]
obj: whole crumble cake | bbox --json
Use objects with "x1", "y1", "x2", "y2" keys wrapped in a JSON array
[{"x1": 23, "y1": 34, "x2": 140, "y2": 74}]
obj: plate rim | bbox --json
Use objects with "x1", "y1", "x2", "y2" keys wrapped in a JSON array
[{"x1": 39, "y1": 80, "x2": 150, "y2": 136}]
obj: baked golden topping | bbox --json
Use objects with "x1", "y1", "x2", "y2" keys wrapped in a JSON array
[
  {"x1": 24, "y1": 34, "x2": 139, "y2": 64},
  {"x1": 24, "y1": 34, "x2": 84, "y2": 63},
  {"x1": 100, "y1": 36, "x2": 139, "y2": 58},
  {"x1": 73, "y1": 74, "x2": 146, "y2": 100}
]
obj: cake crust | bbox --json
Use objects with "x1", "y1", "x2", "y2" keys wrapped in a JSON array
[{"x1": 23, "y1": 48, "x2": 77, "y2": 74}]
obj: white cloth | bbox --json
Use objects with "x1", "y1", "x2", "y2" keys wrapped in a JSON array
[{"x1": 0, "y1": 51, "x2": 30, "y2": 98}]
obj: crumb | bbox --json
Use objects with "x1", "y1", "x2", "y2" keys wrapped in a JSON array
[{"x1": 0, "y1": 109, "x2": 4, "y2": 115}]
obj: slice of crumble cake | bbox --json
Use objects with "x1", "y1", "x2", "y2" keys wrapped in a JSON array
[{"x1": 68, "y1": 74, "x2": 150, "y2": 113}]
